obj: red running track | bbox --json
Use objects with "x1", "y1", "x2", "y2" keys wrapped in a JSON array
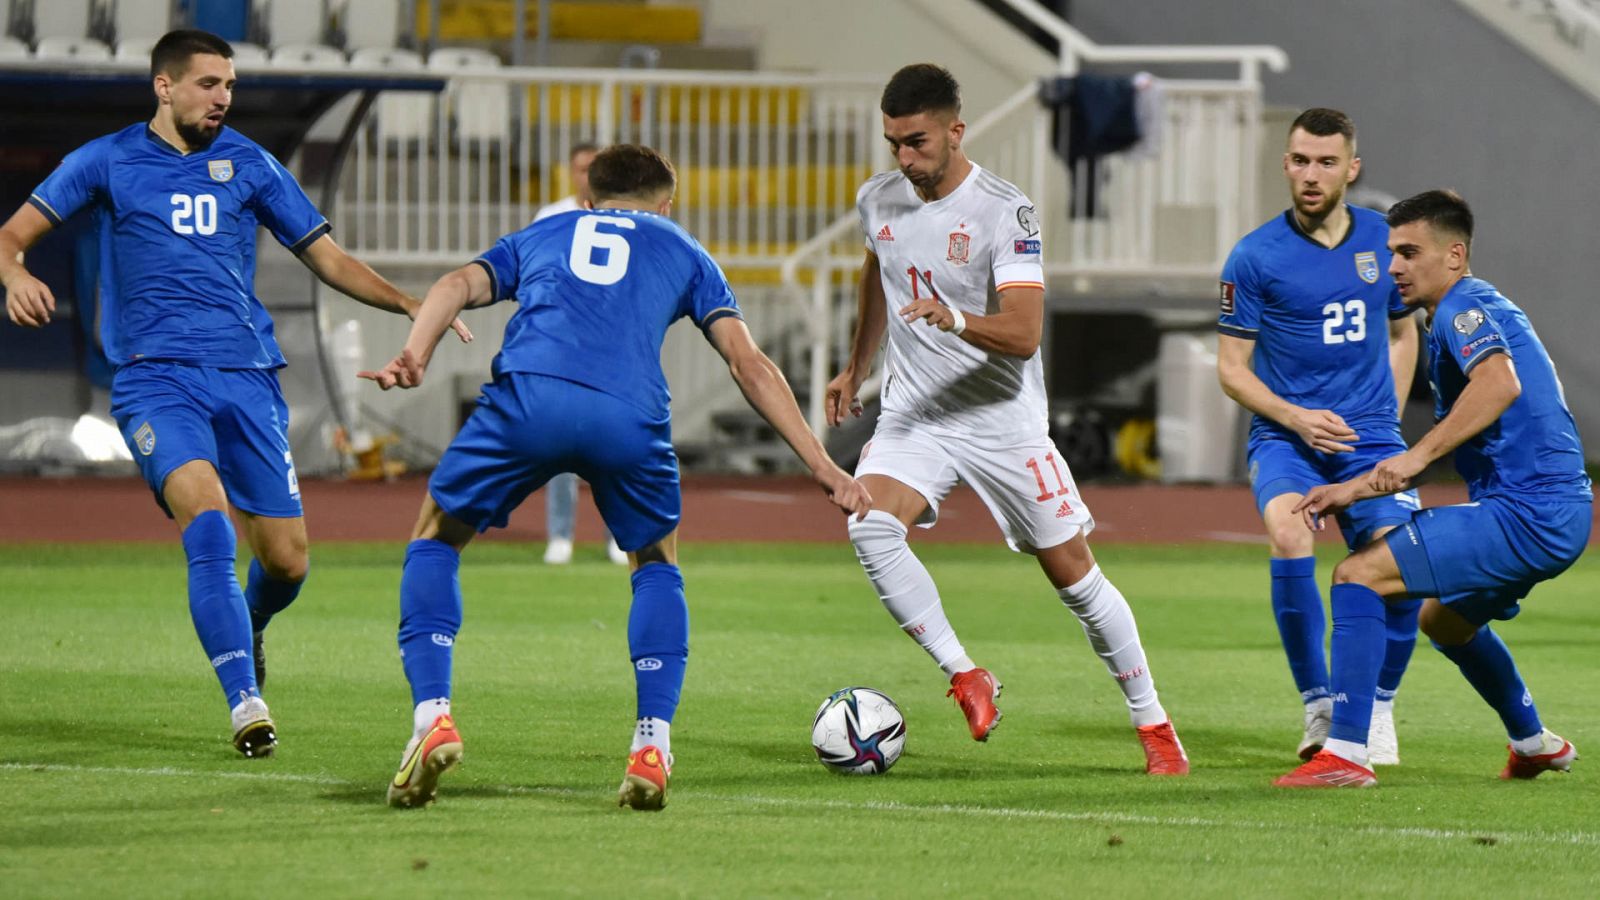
[{"x1": 0, "y1": 474, "x2": 1505, "y2": 546}]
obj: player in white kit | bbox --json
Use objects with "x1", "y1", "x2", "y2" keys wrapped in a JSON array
[{"x1": 826, "y1": 64, "x2": 1187, "y2": 774}]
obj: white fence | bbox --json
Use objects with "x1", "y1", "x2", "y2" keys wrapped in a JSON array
[{"x1": 331, "y1": 68, "x2": 889, "y2": 270}]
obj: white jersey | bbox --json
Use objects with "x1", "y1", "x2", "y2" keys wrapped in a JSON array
[
  {"x1": 857, "y1": 163, "x2": 1049, "y2": 441},
  {"x1": 534, "y1": 195, "x2": 581, "y2": 222}
]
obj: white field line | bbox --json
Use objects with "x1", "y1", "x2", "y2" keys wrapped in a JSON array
[{"x1": 5, "y1": 761, "x2": 1600, "y2": 847}]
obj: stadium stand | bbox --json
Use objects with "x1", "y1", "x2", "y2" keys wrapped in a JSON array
[
  {"x1": 340, "y1": 0, "x2": 402, "y2": 51},
  {"x1": 34, "y1": 35, "x2": 112, "y2": 61},
  {"x1": 349, "y1": 45, "x2": 433, "y2": 143},
  {"x1": 29, "y1": 0, "x2": 97, "y2": 41},
  {"x1": 112, "y1": 35, "x2": 156, "y2": 62},
  {"x1": 111, "y1": 0, "x2": 173, "y2": 44},
  {"x1": 262, "y1": 0, "x2": 329, "y2": 48},
  {"x1": 270, "y1": 42, "x2": 347, "y2": 68},
  {"x1": 427, "y1": 46, "x2": 508, "y2": 145},
  {"x1": 0, "y1": 35, "x2": 25, "y2": 58}
]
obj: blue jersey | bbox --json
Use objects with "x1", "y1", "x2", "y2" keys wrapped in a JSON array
[
  {"x1": 1219, "y1": 206, "x2": 1411, "y2": 439},
  {"x1": 1426, "y1": 277, "x2": 1590, "y2": 502},
  {"x1": 473, "y1": 209, "x2": 742, "y2": 421},
  {"x1": 29, "y1": 124, "x2": 329, "y2": 369}
]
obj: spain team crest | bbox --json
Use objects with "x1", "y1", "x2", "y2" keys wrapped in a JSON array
[
  {"x1": 133, "y1": 422, "x2": 155, "y2": 456},
  {"x1": 1354, "y1": 251, "x2": 1379, "y2": 284},
  {"x1": 208, "y1": 160, "x2": 234, "y2": 182},
  {"x1": 947, "y1": 231, "x2": 971, "y2": 266}
]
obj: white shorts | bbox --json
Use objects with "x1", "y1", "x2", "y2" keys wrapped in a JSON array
[{"x1": 854, "y1": 416, "x2": 1095, "y2": 554}]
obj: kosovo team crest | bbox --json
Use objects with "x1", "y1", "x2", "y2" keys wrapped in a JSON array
[
  {"x1": 1354, "y1": 251, "x2": 1379, "y2": 284},
  {"x1": 947, "y1": 231, "x2": 971, "y2": 265},
  {"x1": 133, "y1": 422, "x2": 155, "y2": 456},
  {"x1": 208, "y1": 160, "x2": 234, "y2": 182}
]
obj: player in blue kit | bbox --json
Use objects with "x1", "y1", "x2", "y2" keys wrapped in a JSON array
[
  {"x1": 1280, "y1": 189, "x2": 1591, "y2": 787},
  {"x1": 360, "y1": 144, "x2": 871, "y2": 810},
  {"x1": 1217, "y1": 109, "x2": 1422, "y2": 765},
  {"x1": 0, "y1": 30, "x2": 468, "y2": 758}
]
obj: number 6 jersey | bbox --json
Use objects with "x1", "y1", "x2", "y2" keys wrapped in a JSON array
[
  {"x1": 857, "y1": 163, "x2": 1049, "y2": 442},
  {"x1": 1218, "y1": 204, "x2": 1412, "y2": 440},
  {"x1": 29, "y1": 124, "x2": 330, "y2": 369}
]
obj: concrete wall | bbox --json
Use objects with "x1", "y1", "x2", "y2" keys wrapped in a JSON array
[{"x1": 1067, "y1": 0, "x2": 1600, "y2": 457}]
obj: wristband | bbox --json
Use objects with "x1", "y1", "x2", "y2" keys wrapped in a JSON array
[{"x1": 948, "y1": 307, "x2": 967, "y2": 336}]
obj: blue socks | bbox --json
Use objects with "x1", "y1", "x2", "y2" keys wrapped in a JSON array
[
  {"x1": 245, "y1": 558, "x2": 304, "y2": 633},
  {"x1": 628, "y1": 563, "x2": 689, "y2": 722},
  {"x1": 1434, "y1": 626, "x2": 1543, "y2": 741},
  {"x1": 397, "y1": 539, "x2": 462, "y2": 706},
  {"x1": 1376, "y1": 598, "x2": 1421, "y2": 701},
  {"x1": 182, "y1": 511, "x2": 257, "y2": 706},
  {"x1": 1327, "y1": 583, "x2": 1386, "y2": 744},
  {"x1": 1270, "y1": 556, "x2": 1329, "y2": 702}
]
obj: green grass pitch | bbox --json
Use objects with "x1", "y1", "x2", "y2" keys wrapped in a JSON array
[{"x1": 2, "y1": 541, "x2": 1598, "y2": 897}]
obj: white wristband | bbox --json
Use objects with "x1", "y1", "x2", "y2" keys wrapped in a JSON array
[{"x1": 947, "y1": 307, "x2": 967, "y2": 336}]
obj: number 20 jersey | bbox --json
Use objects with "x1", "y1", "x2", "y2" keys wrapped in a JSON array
[
  {"x1": 1218, "y1": 205, "x2": 1412, "y2": 439},
  {"x1": 29, "y1": 124, "x2": 330, "y2": 369},
  {"x1": 858, "y1": 163, "x2": 1049, "y2": 442}
]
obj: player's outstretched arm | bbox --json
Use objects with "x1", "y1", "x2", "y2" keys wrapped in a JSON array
[
  {"x1": 1217, "y1": 333, "x2": 1359, "y2": 453},
  {"x1": 300, "y1": 233, "x2": 473, "y2": 343},
  {"x1": 0, "y1": 204, "x2": 57, "y2": 328},
  {"x1": 898, "y1": 284, "x2": 1044, "y2": 358},
  {"x1": 825, "y1": 250, "x2": 890, "y2": 427},
  {"x1": 709, "y1": 316, "x2": 872, "y2": 518},
  {"x1": 359, "y1": 263, "x2": 492, "y2": 390},
  {"x1": 1368, "y1": 352, "x2": 1521, "y2": 493}
]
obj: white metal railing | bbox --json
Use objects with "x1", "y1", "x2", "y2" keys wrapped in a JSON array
[
  {"x1": 331, "y1": 67, "x2": 888, "y2": 269},
  {"x1": 778, "y1": 1, "x2": 1284, "y2": 434}
]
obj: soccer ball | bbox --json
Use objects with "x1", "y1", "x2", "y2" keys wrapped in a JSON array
[{"x1": 811, "y1": 686, "x2": 907, "y2": 775}]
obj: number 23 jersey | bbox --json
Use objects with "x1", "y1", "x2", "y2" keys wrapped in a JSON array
[
  {"x1": 1218, "y1": 205, "x2": 1411, "y2": 439},
  {"x1": 29, "y1": 124, "x2": 330, "y2": 369},
  {"x1": 858, "y1": 163, "x2": 1048, "y2": 441}
]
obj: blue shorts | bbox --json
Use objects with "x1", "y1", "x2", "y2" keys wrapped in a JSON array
[
  {"x1": 1385, "y1": 496, "x2": 1592, "y2": 626},
  {"x1": 1248, "y1": 428, "x2": 1420, "y2": 550},
  {"x1": 111, "y1": 362, "x2": 302, "y2": 518},
  {"x1": 430, "y1": 373, "x2": 680, "y2": 551}
]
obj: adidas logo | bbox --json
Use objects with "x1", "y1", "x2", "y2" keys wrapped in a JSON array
[
  {"x1": 1054, "y1": 499, "x2": 1073, "y2": 519},
  {"x1": 876, "y1": 224, "x2": 894, "y2": 241}
]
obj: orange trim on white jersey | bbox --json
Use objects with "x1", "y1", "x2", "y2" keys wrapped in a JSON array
[{"x1": 996, "y1": 280, "x2": 1045, "y2": 292}]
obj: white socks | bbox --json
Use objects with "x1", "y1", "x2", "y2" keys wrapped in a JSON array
[
  {"x1": 849, "y1": 511, "x2": 970, "y2": 676},
  {"x1": 413, "y1": 697, "x2": 451, "y2": 737},
  {"x1": 1059, "y1": 565, "x2": 1167, "y2": 727},
  {"x1": 633, "y1": 716, "x2": 671, "y2": 755},
  {"x1": 1325, "y1": 738, "x2": 1370, "y2": 767}
]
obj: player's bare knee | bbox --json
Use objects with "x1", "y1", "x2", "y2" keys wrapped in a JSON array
[
  {"x1": 258, "y1": 549, "x2": 308, "y2": 584},
  {"x1": 1266, "y1": 520, "x2": 1314, "y2": 558},
  {"x1": 632, "y1": 541, "x2": 673, "y2": 568},
  {"x1": 1330, "y1": 555, "x2": 1375, "y2": 588}
]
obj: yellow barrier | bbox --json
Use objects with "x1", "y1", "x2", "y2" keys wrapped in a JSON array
[
  {"x1": 526, "y1": 83, "x2": 811, "y2": 127},
  {"x1": 418, "y1": 0, "x2": 701, "y2": 44}
]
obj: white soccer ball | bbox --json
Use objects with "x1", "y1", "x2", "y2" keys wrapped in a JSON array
[{"x1": 811, "y1": 686, "x2": 907, "y2": 775}]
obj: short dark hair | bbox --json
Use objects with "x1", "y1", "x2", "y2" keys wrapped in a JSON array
[
  {"x1": 588, "y1": 144, "x2": 676, "y2": 202},
  {"x1": 569, "y1": 142, "x2": 600, "y2": 161},
  {"x1": 880, "y1": 63, "x2": 961, "y2": 119},
  {"x1": 151, "y1": 29, "x2": 233, "y2": 80},
  {"x1": 1386, "y1": 189, "x2": 1474, "y2": 249},
  {"x1": 1289, "y1": 107, "x2": 1355, "y2": 149}
]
